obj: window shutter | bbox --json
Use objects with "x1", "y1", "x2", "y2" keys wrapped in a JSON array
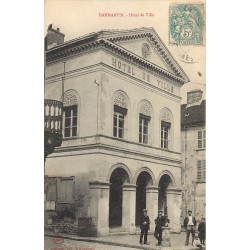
[
  {"x1": 203, "y1": 130, "x2": 206, "y2": 148},
  {"x1": 197, "y1": 160, "x2": 202, "y2": 182},
  {"x1": 59, "y1": 178, "x2": 74, "y2": 203},
  {"x1": 47, "y1": 183, "x2": 57, "y2": 201},
  {"x1": 198, "y1": 130, "x2": 202, "y2": 148},
  {"x1": 202, "y1": 159, "x2": 206, "y2": 182}
]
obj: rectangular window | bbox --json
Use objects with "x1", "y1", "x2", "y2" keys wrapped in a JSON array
[
  {"x1": 63, "y1": 105, "x2": 77, "y2": 138},
  {"x1": 139, "y1": 114, "x2": 150, "y2": 144},
  {"x1": 58, "y1": 177, "x2": 74, "y2": 203},
  {"x1": 197, "y1": 159, "x2": 206, "y2": 182},
  {"x1": 198, "y1": 129, "x2": 206, "y2": 149},
  {"x1": 161, "y1": 121, "x2": 171, "y2": 149},
  {"x1": 113, "y1": 105, "x2": 126, "y2": 139}
]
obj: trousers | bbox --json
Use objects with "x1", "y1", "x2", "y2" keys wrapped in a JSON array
[
  {"x1": 154, "y1": 227, "x2": 163, "y2": 243},
  {"x1": 199, "y1": 234, "x2": 205, "y2": 245},
  {"x1": 186, "y1": 225, "x2": 195, "y2": 244},
  {"x1": 140, "y1": 228, "x2": 148, "y2": 244}
]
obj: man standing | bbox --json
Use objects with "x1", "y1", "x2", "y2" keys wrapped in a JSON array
[
  {"x1": 154, "y1": 210, "x2": 169, "y2": 246},
  {"x1": 184, "y1": 209, "x2": 197, "y2": 245},
  {"x1": 139, "y1": 209, "x2": 150, "y2": 245},
  {"x1": 198, "y1": 217, "x2": 206, "y2": 245}
]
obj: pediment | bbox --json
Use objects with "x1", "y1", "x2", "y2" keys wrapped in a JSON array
[
  {"x1": 115, "y1": 38, "x2": 174, "y2": 73},
  {"x1": 98, "y1": 28, "x2": 189, "y2": 82}
]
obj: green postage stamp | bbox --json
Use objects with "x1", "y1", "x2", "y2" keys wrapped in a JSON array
[{"x1": 169, "y1": 3, "x2": 205, "y2": 45}]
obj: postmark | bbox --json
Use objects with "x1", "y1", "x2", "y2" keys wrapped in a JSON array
[
  {"x1": 172, "y1": 43, "x2": 198, "y2": 64},
  {"x1": 169, "y1": 3, "x2": 204, "y2": 45}
]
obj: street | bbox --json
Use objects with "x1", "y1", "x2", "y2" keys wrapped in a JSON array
[{"x1": 45, "y1": 236, "x2": 142, "y2": 250}]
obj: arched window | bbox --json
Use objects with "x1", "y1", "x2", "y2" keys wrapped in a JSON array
[
  {"x1": 160, "y1": 108, "x2": 173, "y2": 149},
  {"x1": 138, "y1": 100, "x2": 153, "y2": 144},
  {"x1": 62, "y1": 90, "x2": 79, "y2": 138},
  {"x1": 113, "y1": 91, "x2": 129, "y2": 139}
]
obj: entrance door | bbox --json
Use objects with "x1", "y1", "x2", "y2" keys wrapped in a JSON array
[
  {"x1": 109, "y1": 168, "x2": 129, "y2": 227},
  {"x1": 135, "y1": 171, "x2": 153, "y2": 226}
]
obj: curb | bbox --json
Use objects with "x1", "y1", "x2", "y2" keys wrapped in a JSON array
[{"x1": 45, "y1": 232, "x2": 199, "y2": 250}]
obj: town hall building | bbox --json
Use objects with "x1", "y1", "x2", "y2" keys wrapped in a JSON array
[{"x1": 44, "y1": 25, "x2": 189, "y2": 236}]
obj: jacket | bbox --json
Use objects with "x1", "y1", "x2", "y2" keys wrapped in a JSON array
[
  {"x1": 184, "y1": 216, "x2": 196, "y2": 228},
  {"x1": 198, "y1": 222, "x2": 206, "y2": 235},
  {"x1": 154, "y1": 216, "x2": 167, "y2": 230},
  {"x1": 139, "y1": 215, "x2": 150, "y2": 230}
]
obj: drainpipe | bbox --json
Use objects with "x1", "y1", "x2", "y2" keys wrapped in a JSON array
[
  {"x1": 94, "y1": 79, "x2": 100, "y2": 143},
  {"x1": 184, "y1": 127, "x2": 188, "y2": 217}
]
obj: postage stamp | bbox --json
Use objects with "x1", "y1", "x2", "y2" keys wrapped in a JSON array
[{"x1": 169, "y1": 3, "x2": 204, "y2": 45}]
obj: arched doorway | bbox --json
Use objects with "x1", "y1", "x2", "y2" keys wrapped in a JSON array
[
  {"x1": 135, "y1": 171, "x2": 153, "y2": 225},
  {"x1": 109, "y1": 167, "x2": 130, "y2": 227},
  {"x1": 158, "y1": 174, "x2": 173, "y2": 216}
]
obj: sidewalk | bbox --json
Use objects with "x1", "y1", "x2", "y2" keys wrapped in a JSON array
[{"x1": 45, "y1": 231, "x2": 200, "y2": 250}]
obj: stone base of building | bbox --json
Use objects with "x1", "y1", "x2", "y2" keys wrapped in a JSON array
[{"x1": 90, "y1": 226, "x2": 110, "y2": 237}]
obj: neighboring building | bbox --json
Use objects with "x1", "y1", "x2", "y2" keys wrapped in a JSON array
[
  {"x1": 44, "y1": 25, "x2": 189, "y2": 236},
  {"x1": 181, "y1": 89, "x2": 206, "y2": 222}
]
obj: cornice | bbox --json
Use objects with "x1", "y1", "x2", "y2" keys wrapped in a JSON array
[
  {"x1": 107, "y1": 32, "x2": 187, "y2": 80},
  {"x1": 46, "y1": 38, "x2": 187, "y2": 85},
  {"x1": 45, "y1": 62, "x2": 182, "y2": 102},
  {"x1": 48, "y1": 135, "x2": 182, "y2": 165},
  {"x1": 181, "y1": 122, "x2": 206, "y2": 130}
]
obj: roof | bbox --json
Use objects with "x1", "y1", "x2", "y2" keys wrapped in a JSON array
[
  {"x1": 46, "y1": 27, "x2": 189, "y2": 84},
  {"x1": 181, "y1": 100, "x2": 206, "y2": 129}
]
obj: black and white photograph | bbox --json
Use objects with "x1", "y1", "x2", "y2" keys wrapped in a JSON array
[{"x1": 44, "y1": 1, "x2": 206, "y2": 249}]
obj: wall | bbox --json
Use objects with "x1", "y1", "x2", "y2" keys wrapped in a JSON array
[
  {"x1": 99, "y1": 50, "x2": 182, "y2": 153},
  {"x1": 45, "y1": 42, "x2": 185, "y2": 232},
  {"x1": 181, "y1": 126, "x2": 206, "y2": 222}
]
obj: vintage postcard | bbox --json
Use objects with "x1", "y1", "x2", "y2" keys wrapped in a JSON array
[{"x1": 44, "y1": 0, "x2": 206, "y2": 249}]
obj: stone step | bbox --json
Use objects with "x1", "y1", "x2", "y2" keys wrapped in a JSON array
[
  {"x1": 109, "y1": 231, "x2": 130, "y2": 236},
  {"x1": 109, "y1": 227, "x2": 127, "y2": 233}
]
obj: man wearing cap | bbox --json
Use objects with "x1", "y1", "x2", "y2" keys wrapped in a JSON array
[
  {"x1": 139, "y1": 209, "x2": 150, "y2": 245},
  {"x1": 184, "y1": 210, "x2": 197, "y2": 245},
  {"x1": 154, "y1": 210, "x2": 169, "y2": 246}
]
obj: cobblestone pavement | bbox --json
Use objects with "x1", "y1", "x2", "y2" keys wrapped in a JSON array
[
  {"x1": 45, "y1": 232, "x2": 199, "y2": 250},
  {"x1": 45, "y1": 236, "x2": 141, "y2": 250}
]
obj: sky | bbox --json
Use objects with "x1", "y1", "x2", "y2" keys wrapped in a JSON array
[{"x1": 44, "y1": 0, "x2": 206, "y2": 103}]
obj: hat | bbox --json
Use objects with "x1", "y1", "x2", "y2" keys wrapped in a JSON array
[
  {"x1": 188, "y1": 210, "x2": 192, "y2": 213},
  {"x1": 143, "y1": 209, "x2": 147, "y2": 212}
]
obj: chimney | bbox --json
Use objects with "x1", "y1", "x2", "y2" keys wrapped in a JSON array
[
  {"x1": 187, "y1": 89, "x2": 203, "y2": 105},
  {"x1": 45, "y1": 24, "x2": 65, "y2": 50}
]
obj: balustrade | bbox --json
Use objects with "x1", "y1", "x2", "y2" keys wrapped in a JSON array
[{"x1": 44, "y1": 99, "x2": 63, "y2": 160}]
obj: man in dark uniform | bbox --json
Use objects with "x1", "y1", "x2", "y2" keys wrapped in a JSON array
[
  {"x1": 139, "y1": 209, "x2": 150, "y2": 245},
  {"x1": 198, "y1": 217, "x2": 206, "y2": 245},
  {"x1": 184, "y1": 209, "x2": 197, "y2": 245},
  {"x1": 154, "y1": 210, "x2": 169, "y2": 246}
]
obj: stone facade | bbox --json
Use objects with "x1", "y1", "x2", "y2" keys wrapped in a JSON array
[
  {"x1": 181, "y1": 91, "x2": 206, "y2": 223},
  {"x1": 44, "y1": 27, "x2": 189, "y2": 236}
]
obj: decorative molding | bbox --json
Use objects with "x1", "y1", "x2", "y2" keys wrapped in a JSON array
[
  {"x1": 141, "y1": 43, "x2": 151, "y2": 60},
  {"x1": 113, "y1": 91, "x2": 128, "y2": 109},
  {"x1": 48, "y1": 135, "x2": 182, "y2": 165},
  {"x1": 46, "y1": 36, "x2": 188, "y2": 84},
  {"x1": 160, "y1": 108, "x2": 172, "y2": 123},
  {"x1": 135, "y1": 167, "x2": 157, "y2": 186},
  {"x1": 139, "y1": 100, "x2": 152, "y2": 117},
  {"x1": 89, "y1": 181, "x2": 111, "y2": 190},
  {"x1": 157, "y1": 170, "x2": 176, "y2": 188},
  {"x1": 166, "y1": 188, "x2": 182, "y2": 195},
  {"x1": 62, "y1": 90, "x2": 79, "y2": 106}
]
